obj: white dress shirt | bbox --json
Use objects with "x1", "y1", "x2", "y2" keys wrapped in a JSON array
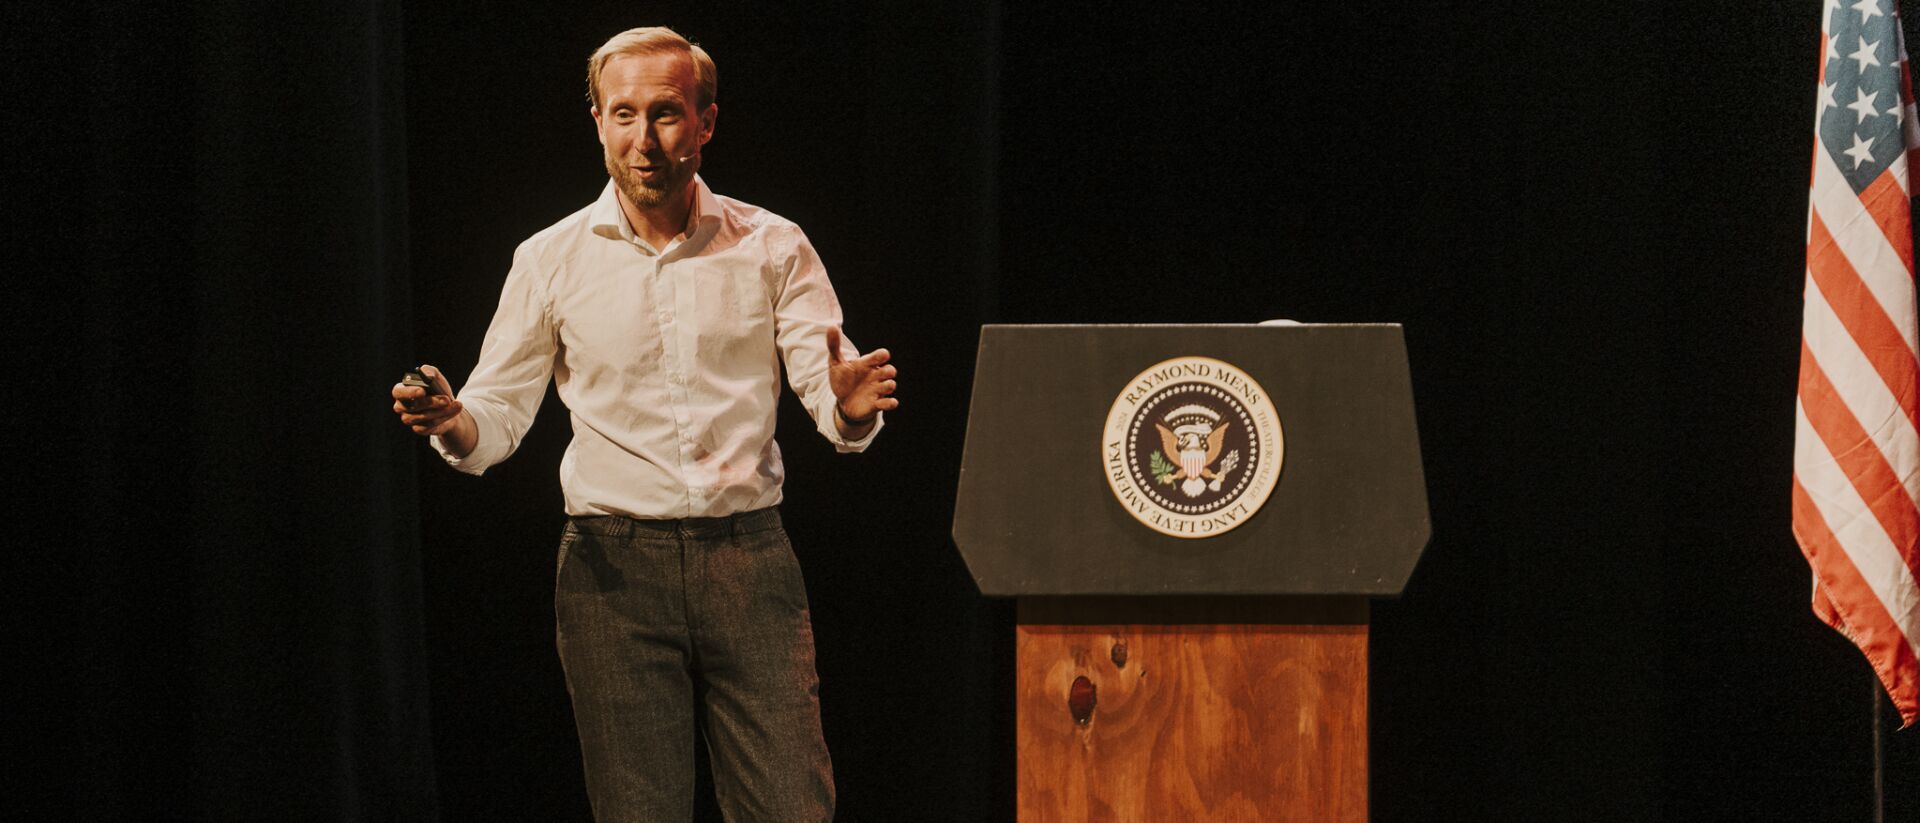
[{"x1": 434, "y1": 177, "x2": 881, "y2": 518}]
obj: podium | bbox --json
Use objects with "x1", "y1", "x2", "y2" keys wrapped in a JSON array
[{"x1": 953, "y1": 324, "x2": 1430, "y2": 820}]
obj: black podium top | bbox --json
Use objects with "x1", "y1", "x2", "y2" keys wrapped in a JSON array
[{"x1": 952, "y1": 324, "x2": 1430, "y2": 597}]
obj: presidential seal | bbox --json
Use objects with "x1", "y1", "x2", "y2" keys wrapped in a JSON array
[{"x1": 1103, "y1": 356, "x2": 1282, "y2": 538}]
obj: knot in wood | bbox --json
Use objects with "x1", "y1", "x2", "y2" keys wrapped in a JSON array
[{"x1": 1068, "y1": 675, "x2": 1097, "y2": 725}]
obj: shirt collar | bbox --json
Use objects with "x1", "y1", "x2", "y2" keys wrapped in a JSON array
[{"x1": 590, "y1": 175, "x2": 723, "y2": 247}]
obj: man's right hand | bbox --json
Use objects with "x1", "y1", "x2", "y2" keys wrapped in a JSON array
[{"x1": 392, "y1": 364, "x2": 467, "y2": 438}]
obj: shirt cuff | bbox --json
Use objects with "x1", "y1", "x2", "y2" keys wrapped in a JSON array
[
  {"x1": 834, "y1": 410, "x2": 884, "y2": 453},
  {"x1": 429, "y1": 433, "x2": 487, "y2": 475},
  {"x1": 428, "y1": 401, "x2": 503, "y2": 475}
]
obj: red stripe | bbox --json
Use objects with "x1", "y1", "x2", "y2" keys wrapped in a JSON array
[
  {"x1": 1857, "y1": 170, "x2": 1916, "y2": 274},
  {"x1": 1812, "y1": 580, "x2": 1840, "y2": 629},
  {"x1": 1798, "y1": 344, "x2": 1920, "y2": 576},
  {"x1": 1805, "y1": 210, "x2": 1920, "y2": 430},
  {"x1": 1820, "y1": 29, "x2": 1830, "y2": 84},
  {"x1": 1792, "y1": 477, "x2": 1920, "y2": 726}
]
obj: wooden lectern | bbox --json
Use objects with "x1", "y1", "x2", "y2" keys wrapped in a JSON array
[{"x1": 953, "y1": 324, "x2": 1430, "y2": 821}]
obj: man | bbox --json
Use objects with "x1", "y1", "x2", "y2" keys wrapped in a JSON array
[{"x1": 392, "y1": 26, "x2": 895, "y2": 822}]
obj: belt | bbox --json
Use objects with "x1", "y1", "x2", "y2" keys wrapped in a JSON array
[{"x1": 566, "y1": 506, "x2": 782, "y2": 539}]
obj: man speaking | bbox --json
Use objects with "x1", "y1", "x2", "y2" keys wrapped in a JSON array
[{"x1": 392, "y1": 26, "x2": 897, "y2": 821}]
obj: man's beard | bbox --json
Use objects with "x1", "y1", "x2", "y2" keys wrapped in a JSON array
[{"x1": 605, "y1": 149, "x2": 696, "y2": 209}]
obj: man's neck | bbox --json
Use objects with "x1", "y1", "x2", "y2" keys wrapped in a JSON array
[{"x1": 617, "y1": 184, "x2": 696, "y2": 250}]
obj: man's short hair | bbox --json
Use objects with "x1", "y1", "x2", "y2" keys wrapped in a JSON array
[{"x1": 586, "y1": 27, "x2": 717, "y2": 111}]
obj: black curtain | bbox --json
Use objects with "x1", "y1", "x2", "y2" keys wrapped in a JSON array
[{"x1": 21, "y1": 1, "x2": 436, "y2": 818}]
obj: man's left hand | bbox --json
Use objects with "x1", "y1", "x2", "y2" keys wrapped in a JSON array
[{"x1": 826, "y1": 326, "x2": 898, "y2": 431}]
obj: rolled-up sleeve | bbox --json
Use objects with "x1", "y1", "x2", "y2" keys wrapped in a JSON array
[
  {"x1": 770, "y1": 225, "x2": 883, "y2": 453},
  {"x1": 431, "y1": 242, "x2": 558, "y2": 473}
]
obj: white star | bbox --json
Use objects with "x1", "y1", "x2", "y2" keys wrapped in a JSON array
[
  {"x1": 1849, "y1": 87, "x2": 1882, "y2": 122},
  {"x1": 1854, "y1": 0, "x2": 1883, "y2": 24},
  {"x1": 1845, "y1": 132, "x2": 1878, "y2": 168},
  {"x1": 1828, "y1": 0, "x2": 1843, "y2": 25},
  {"x1": 1820, "y1": 81, "x2": 1840, "y2": 115},
  {"x1": 1853, "y1": 37, "x2": 1884, "y2": 73},
  {"x1": 1829, "y1": 35, "x2": 1841, "y2": 67},
  {"x1": 1886, "y1": 99, "x2": 1905, "y2": 120}
]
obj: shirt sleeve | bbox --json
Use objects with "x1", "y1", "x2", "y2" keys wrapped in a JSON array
[
  {"x1": 770, "y1": 224, "x2": 883, "y2": 453},
  {"x1": 431, "y1": 241, "x2": 558, "y2": 473}
]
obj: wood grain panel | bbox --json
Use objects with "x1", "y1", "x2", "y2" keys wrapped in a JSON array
[{"x1": 1016, "y1": 619, "x2": 1367, "y2": 821}]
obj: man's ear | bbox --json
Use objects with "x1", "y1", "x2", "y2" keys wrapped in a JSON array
[
  {"x1": 699, "y1": 103, "x2": 718, "y2": 146},
  {"x1": 590, "y1": 105, "x2": 606, "y2": 145}
]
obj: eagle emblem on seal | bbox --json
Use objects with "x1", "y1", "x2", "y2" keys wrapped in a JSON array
[{"x1": 1151, "y1": 404, "x2": 1242, "y2": 498}]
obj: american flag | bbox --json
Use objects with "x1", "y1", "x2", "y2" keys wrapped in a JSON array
[{"x1": 1796, "y1": 0, "x2": 1920, "y2": 726}]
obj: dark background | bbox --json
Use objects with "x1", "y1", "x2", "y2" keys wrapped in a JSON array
[{"x1": 14, "y1": 0, "x2": 1920, "y2": 820}]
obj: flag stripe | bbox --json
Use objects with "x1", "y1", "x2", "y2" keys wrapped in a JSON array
[
  {"x1": 1822, "y1": 29, "x2": 1831, "y2": 84},
  {"x1": 1814, "y1": 572, "x2": 1841, "y2": 629},
  {"x1": 1806, "y1": 210, "x2": 1920, "y2": 428},
  {"x1": 1860, "y1": 171, "x2": 1916, "y2": 272},
  {"x1": 1792, "y1": 476, "x2": 1920, "y2": 722},
  {"x1": 1812, "y1": 151, "x2": 1920, "y2": 349},
  {"x1": 1813, "y1": 144, "x2": 1920, "y2": 290},
  {"x1": 1797, "y1": 342, "x2": 1920, "y2": 576},
  {"x1": 1802, "y1": 275, "x2": 1920, "y2": 510},
  {"x1": 1793, "y1": 404, "x2": 1920, "y2": 655}
]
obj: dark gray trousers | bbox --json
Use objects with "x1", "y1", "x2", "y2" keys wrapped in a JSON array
[{"x1": 555, "y1": 507, "x2": 834, "y2": 822}]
